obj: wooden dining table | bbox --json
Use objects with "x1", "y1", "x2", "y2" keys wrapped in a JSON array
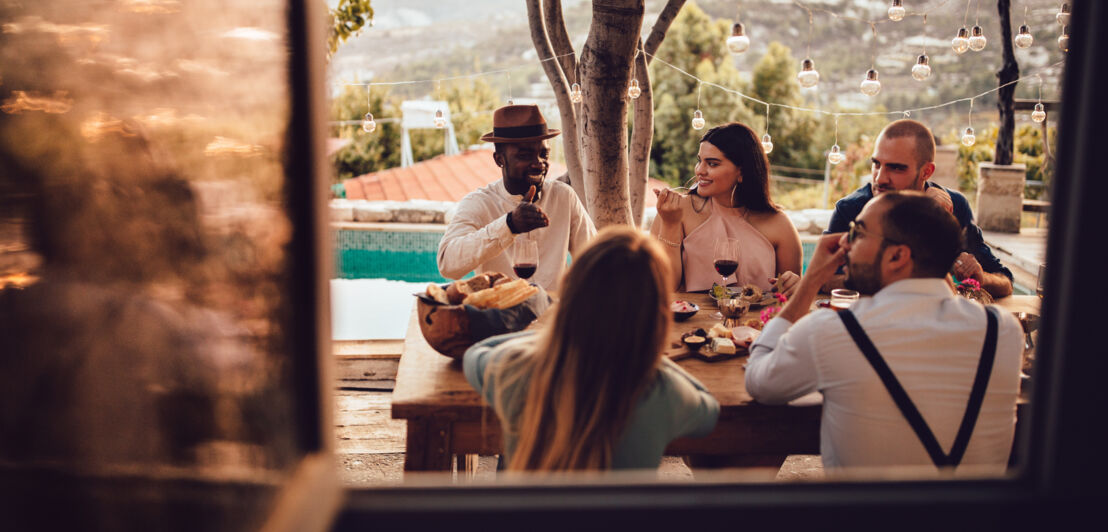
[{"x1": 390, "y1": 290, "x2": 1038, "y2": 472}]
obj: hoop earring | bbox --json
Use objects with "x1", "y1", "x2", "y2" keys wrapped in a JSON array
[{"x1": 730, "y1": 183, "x2": 739, "y2": 208}]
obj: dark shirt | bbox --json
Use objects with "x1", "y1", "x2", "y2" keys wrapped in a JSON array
[{"x1": 826, "y1": 183, "x2": 1013, "y2": 281}]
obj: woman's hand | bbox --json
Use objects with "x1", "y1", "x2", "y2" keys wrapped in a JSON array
[
  {"x1": 770, "y1": 271, "x2": 801, "y2": 298},
  {"x1": 653, "y1": 188, "x2": 684, "y2": 226}
]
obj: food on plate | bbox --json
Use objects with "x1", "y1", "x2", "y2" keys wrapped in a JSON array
[
  {"x1": 445, "y1": 272, "x2": 508, "y2": 304},
  {"x1": 730, "y1": 326, "x2": 761, "y2": 349},
  {"x1": 462, "y1": 278, "x2": 539, "y2": 310},
  {"x1": 710, "y1": 283, "x2": 736, "y2": 300},
  {"x1": 710, "y1": 337, "x2": 736, "y2": 354},
  {"x1": 682, "y1": 334, "x2": 707, "y2": 352},
  {"x1": 707, "y1": 323, "x2": 732, "y2": 340},
  {"x1": 426, "y1": 283, "x2": 450, "y2": 304},
  {"x1": 742, "y1": 318, "x2": 764, "y2": 330},
  {"x1": 737, "y1": 284, "x2": 763, "y2": 303},
  {"x1": 671, "y1": 300, "x2": 696, "y2": 313}
]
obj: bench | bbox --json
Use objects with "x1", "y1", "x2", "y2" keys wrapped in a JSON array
[{"x1": 1023, "y1": 199, "x2": 1050, "y2": 228}]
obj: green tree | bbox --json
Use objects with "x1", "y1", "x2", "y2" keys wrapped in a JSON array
[
  {"x1": 648, "y1": 2, "x2": 753, "y2": 186},
  {"x1": 748, "y1": 42, "x2": 820, "y2": 171},
  {"x1": 328, "y1": 0, "x2": 374, "y2": 59}
]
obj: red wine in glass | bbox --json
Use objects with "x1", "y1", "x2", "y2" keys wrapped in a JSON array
[
  {"x1": 714, "y1": 259, "x2": 738, "y2": 277},
  {"x1": 513, "y1": 263, "x2": 537, "y2": 279}
]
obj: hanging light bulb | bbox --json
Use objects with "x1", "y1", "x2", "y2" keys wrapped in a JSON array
[
  {"x1": 361, "y1": 112, "x2": 377, "y2": 133},
  {"x1": 570, "y1": 83, "x2": 583, "y2": 103},
  {"x1": 628, "y1": 79, "x2": 642, "y2": 99},
  {"x1": 797, "y1": 58, "x2": 820, "y2": 88},
  {"x1": 726, "y1": 22, "x2": 751, "y2": 55},
  {"x1": 1015, "y1": 24, "x2": 1034, "y2": 48},
  {"x1": 860, "y1": 69, "x2": 881, "y2": 97},
  {"x1": 570, "y1": 82, "x2": 583, "y2": 103},
  {"x1": 1031, "y1": 103, "x2": 1047, "y2": 123},
  {"x1": 433, "y1": 109, "x2": 446, "y2": 129},
  {"x1": 827, "y1": 144, "x2": 845, "y2": 165},
  {"x1": 761, "y1": 134, "x2": 774, "y2": 154},
  {"x1": 961, "y1": 127, "x2": 976, "y2": 147},
  {"x1": 691, "y1": 109, "x2": 705, "y2": 130},
  {"x1": 969, "y1": 25, "x2": 987, "y2": 51},
  {"x1": 952, "y1": 27, "x2": 970, "y2": 54},
  {"x1": 1057, "y1": 3, "x2": 1071, "y2": 26},
  {"x1": 911, "y1": 54, "x2": 931, "y2": 81},
  {"x1": 888, "y1": 0, "x2": 906, "y2": 22},
  {"x1": 1058, "y1": 26, "x2": 1070, "y2": 52}
]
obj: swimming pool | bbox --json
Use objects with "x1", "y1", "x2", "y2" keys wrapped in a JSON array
[
  {"x1": 334, "y1": 227, "x2": 817, "y2": 281},
  {"x1": 333, "y1": 228, "x2": 1028, "y2": 293}
]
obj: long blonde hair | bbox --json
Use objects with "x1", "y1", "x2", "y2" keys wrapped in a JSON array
[{"x1": 489, "y1": 226, "x2": 673, "y2": 471}]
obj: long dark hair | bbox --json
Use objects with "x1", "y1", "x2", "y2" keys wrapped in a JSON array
[{"x1": 695, "y1": 122, "x2": 776, "y2": 213}]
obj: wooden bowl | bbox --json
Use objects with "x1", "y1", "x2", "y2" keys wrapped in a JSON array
[{"x1": 416, "y1": 297, "x2": 475, "y2": 360}]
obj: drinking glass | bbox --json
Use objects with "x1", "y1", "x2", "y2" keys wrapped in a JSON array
[
  {"x1": 511, "y1": 238, "x2": 539, "y2": 280},
  {"x1": 711, "y1": 238, "x2": 740, "y2": 318},
  {"x1": 830, "y1": 289, "x2": 859, "y2": 311},
  {"x1": 718, "y1": 298, "x2": 750, "y2": 328}
]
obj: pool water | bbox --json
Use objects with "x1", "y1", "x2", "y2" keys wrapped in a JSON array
[{"x1": 335, "y1": 229, "x2": 818, "y2": 282}]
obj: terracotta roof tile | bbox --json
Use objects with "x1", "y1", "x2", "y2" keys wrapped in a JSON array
[{"x1": 344, "y1": 150, "x2": 667, "y2": 207}]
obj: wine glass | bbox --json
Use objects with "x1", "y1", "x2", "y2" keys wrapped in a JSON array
[
  {"x1": 511, "y1": 238, "x2": 539, "y2": 280},
  {"x1": 711, "y1": 238, "x2": 740, "y2": 318}
]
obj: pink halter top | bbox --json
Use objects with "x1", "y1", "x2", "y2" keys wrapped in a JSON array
[{"x1": 681, "y1": 199, "x2": 776, "y2": 292}]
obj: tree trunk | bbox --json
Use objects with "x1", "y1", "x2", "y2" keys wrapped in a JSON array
[
  {"x1": 580, "y1": 0, "x2": 644, "y2": 228},
  {"x1": 995, "y1": 0, "x2": 1018, "y2": 166},
  {"x1": 526, "y1": 0, "x2": 587, "y2": 204},
  {"x1": 629, "y1": 40, "x2": 652, "y2": 227},
  {"x1": 628, "y1": 0, "x2": 685, "y2": 228}
]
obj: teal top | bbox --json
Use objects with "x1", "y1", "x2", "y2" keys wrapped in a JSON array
[{"x1": 463, "y1": 331, "x2": 720, "y2": 470}]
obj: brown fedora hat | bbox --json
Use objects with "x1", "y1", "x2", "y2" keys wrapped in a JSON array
[{"x1": 480, "y1": 104, "x2": 560, "y2": 143}]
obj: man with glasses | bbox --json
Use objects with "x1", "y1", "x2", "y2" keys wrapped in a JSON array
[
  {"x1": 825, "y1": 119, "x2": 1013, "y2": 298},
  {"x1": 746, "y1": 192, "x2": 1023, "y2": 471}
]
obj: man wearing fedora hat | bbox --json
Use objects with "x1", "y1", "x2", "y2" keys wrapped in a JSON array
[{"x1": 437, "y1": 104, "x2": 596, "y2": 291}]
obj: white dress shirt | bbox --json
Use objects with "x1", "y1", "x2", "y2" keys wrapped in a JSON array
[
  {"x1": 437, "y1": 179, "x2": 596, "y2": 292},
  {"x1": 746, "y1": 278, "x2": 1023, "y2": 471}
]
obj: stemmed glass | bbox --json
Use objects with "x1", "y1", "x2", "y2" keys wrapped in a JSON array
[
  {"x1": 1036, "y1": 263, "x2": 1046, "y2": 301},
  {"x1": 511, "y1": 237, "x2": 539, "y2": 280},
  {"x1": 711, "y1": 238, "x2": 740, "y2": 318}
]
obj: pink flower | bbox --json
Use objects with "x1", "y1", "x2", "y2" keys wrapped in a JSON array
[
  {"x1": 760, "y1": 306, "x2": 781, "y2": 324},
  {"x1": 961, "y1": 278, "x2": 982, "y2": 290},
  {"x1": 775, "y1": 292, "x2": 788, "y2": 304}
]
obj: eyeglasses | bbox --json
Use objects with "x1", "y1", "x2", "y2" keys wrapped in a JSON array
[{"x1": 847, "y1": 220, "x2": 903, "y2": 245}]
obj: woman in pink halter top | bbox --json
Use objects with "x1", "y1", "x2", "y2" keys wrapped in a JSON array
[{"x1": 650, "y1": 122, "x2": 803, "y2": 295}]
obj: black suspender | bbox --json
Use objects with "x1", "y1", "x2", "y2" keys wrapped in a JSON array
[{"x1": 837, "y1": 306, "x2": 1000, "y2": 468}]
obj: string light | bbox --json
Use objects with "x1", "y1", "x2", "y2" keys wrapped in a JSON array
[
  {"x1": 860, "y1": 69, "x2": 881, "y2": 97},
  {"x1": 888, "y1": 0, "x2": 906, "y2": 22},
  {"x1": 727, "y1": 22, "x2": 750, "y2": 55},
  {"x1": 762, "y1": 105, "x2": 773, "y2": 154},
  {"x1": 797, "y1": 58, "x2": 820, "y2": 88},
  {"x1": 912, "y1": 15, "x2": 931, "y2": 82},
  {"x1": 961, "y1": 99, "x2": 975, "y2": 146},
  {"x1": 952, "y1": 27, "x2": 970, "y2": 54},
  {"x1": 1032, "y1": 76, "x2": 1047, "y2": 123},
  {"x1": 361, "y1": 86, "x2": 376, "y2": 133},
  {"x1": 796, "y1": 11, "x2": 819, "y2": 89},
  {"x1": 1057, "y1": 3, "x2": 1071, "y2": 26},
  {"x1": 828, "y1": 117, "x2": 844, "y2": 165},
  {"x1": 628, "y1": 49, "x2": 641, "y2": 99},
  {"x1": 570, "y1": 82, "x2": 583, "y2": 103},
  {"x1": 433, "y1": 109, "x2": 446, "y2": 129},
  {"x1": 1015, "y1": 7, "x2": 1033, "y2": 49},
  {"x1": 691, "y1": 83, "x2": 705, "y2": 130},
  {"x1": 913, "y1": 55, "x2": 932, "y2": 81},
  {"x1": 1058, "y1": 25, "x2": 1069, "y2": 52},
  {"x1": 969, "y1": 25, "x2": 986, "y2": 51},
  {"x1": 628, "y1": 79, "x2": 642, "y2": 99}
]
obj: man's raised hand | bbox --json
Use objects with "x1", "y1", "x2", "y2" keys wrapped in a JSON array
[{"x1": 508, "y1": 185, "x2": 549, "y2": 234}]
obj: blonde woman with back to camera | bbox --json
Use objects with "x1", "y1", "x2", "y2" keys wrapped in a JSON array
[
  {"x1": 463, "y1": 226, "x2": 719, "y2": 471},
  {"x1": 651, "y1": 122, "x2": 803, "y2": 297}
]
